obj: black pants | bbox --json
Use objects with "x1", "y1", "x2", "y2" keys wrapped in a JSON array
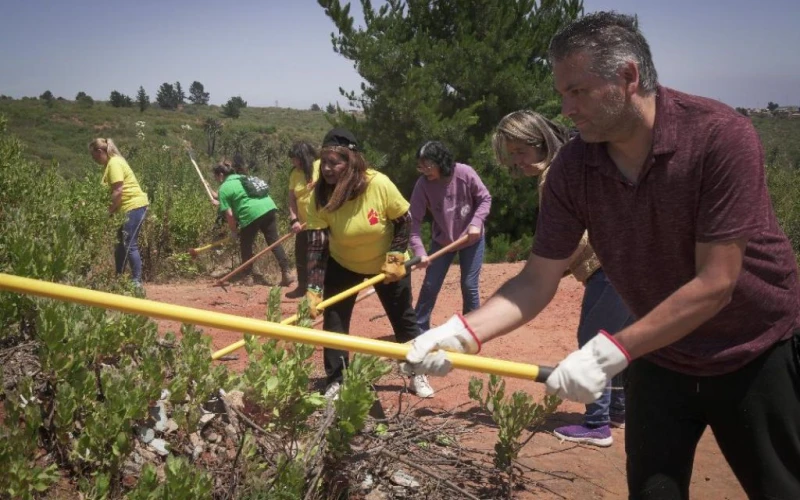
[
  {"x1": 294, "y1": 229, "x2": 308, "y2": 288},
  {"x1": 239, "y1": 210, "x2": 290, "y2": 273},
  {"x1": 626, "y1": 330, "x2": 800, "y2": 500},
  {"x1": 322, "y1": 257, "x2": 420, "y2": 385}
]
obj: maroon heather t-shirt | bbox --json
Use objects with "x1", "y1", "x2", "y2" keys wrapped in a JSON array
[{"x1": 532, "y1": 86, "x2": 799, "y2": 376}]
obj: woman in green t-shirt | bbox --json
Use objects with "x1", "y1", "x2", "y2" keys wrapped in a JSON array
[
  {"x1": 213, "y1": 161, "x2": 294, "y2": 286},
  {"x1": 89, "y1": 138, "x2": 149, "y2": 286}
]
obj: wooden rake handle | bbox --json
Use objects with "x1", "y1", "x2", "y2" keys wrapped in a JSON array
[{"x1": 213, "y1": 225, "x2": 305, "y2": 287}]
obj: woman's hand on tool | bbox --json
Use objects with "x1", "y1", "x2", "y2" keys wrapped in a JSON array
[
  {"x1": 402, "y1": 314, "x2": 481, "y2": 376},
  {"x1": 415, "y1": 255, "x2": 430, "y2": 270},
  {"x1": 291, "y1": 221, "x2": 303, "y2": 234},
  {"x1": 381, "y1": 252, "x2": 407, "y2": 283},
  {"x1": 465, "y1": 224, "x2": 481, "y2": 245},
  {"x1": 305, "y1": 288, "x2": 323, "y2": 318}
]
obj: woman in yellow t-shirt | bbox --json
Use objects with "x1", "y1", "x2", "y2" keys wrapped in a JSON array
[
  {"x1": 305, "y1": 128, "x2": 433, "y2": 400},
  {"x1": 89, "y1": 138, "x2": 149, "y2": 287},
  {"x1": 285, "y1": 141, "x2": 320, "y2": 298}
]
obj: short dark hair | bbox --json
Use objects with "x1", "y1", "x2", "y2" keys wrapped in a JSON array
[
  {"x1": 549, "y1": 11, "x2": 658, "y2": 94},
  {"x1": 416, "y1": 141, "x2": 455, "y2": 177},
  {"x1": 212, "y1": 161, "x2": 235, "y2": 178},
  {"x1": 288, "y1": 141, "x2": 318, "y2": 184}
]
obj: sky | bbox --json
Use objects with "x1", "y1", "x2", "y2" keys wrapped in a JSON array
[{"x1": 1, "y1": 0, "x2": 798, "y2": 110}]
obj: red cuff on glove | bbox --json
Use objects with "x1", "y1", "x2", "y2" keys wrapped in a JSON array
[
  {"x1": 599, "y1": 330, "x2": 631, "y2": 363},
  {"x1": 457, "y1": 313, "x2": 482, "y2": 353}
]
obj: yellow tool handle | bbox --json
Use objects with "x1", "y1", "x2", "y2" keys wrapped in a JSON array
[
  {"x1": 0, "y1": 273, "x2": 552, "y2": 382},
  {"x1": 211, "y1": 274, "x2": 383, "y2": 359},
  {"x1": 191, "y1": 237, "x2": 230, "y2": 255}
]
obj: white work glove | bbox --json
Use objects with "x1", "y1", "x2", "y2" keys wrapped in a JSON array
[
  {"x1": 402, "y1": 314, "x2": 481, "y2": 376},
  {"x1": 545, "y1": 331, "x2": 630, "y2": 404}
]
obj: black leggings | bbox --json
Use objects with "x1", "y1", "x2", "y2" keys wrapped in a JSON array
[
  {"x1": 239, "y1": 210, "x2": 290, "y2": 273},
  {"x1": 322, "y1": 257, "x2": 420, "y2": 385},
  {"x1": 294, "y1": 230, "x2": 308, "y2": 288},
  {"x1": 626, "y1": 330, "x2": 800, "y2": 500}
]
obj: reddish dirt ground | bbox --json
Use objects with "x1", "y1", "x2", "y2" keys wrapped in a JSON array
[{"x1": 146, "y1": 263, "x2": 745, "y2": 499}]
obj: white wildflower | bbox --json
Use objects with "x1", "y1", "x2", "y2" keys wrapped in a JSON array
[
  {"x1": 181, "y1": 124, "x2": 192, "y2": 131},
  {"x1": 161, "y1": 144, "x2": 170, "y2": 151},
  {"x1": 135, "y1": 121, "x2": 146, "y2": 128}
]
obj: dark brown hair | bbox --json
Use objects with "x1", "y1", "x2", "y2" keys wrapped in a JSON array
[
  {"x1": 315, "y1": 146, "x2": 369, "y2": 212},
  {"x1": 288, "y1": 141, "x2": 318, "y2": 184},
  {"x1": 212, "y1": 160, "x2": 236, "y2": 178}
]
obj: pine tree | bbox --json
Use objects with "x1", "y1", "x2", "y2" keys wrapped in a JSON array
[
  {"x1": 136, "y1": 86, "x2": 149, "y2": 112},
  {"x1": 188, "y1": 81, "x2": 210, "y2": 105},
  {"x1": 175, "y1": 81, "x2": 186, "y2": 105},
  {"x1": 221, "y1": 96, "x2": 247, "y2": 118},
  {"x1": 109, "y1": 90, "x2": 133, "y2": 107},
  {"x1": 156, "y1": 83, "x2": 178, "y2": 110},
  {"x1": 318, "y1": 0, "x2": 583, "y2": 238}
]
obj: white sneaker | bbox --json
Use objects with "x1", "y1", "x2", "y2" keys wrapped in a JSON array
[
  {"x1": 410, "y1": 374, "x2": 434, "y2": 398},
  {"x1": 324, "y1": 382, "x2": 341, "y2": 401}
]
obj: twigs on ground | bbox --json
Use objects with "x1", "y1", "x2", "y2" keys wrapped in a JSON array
[{"x1": 379, "y1": 448, "x2": 481, "y2": 500}]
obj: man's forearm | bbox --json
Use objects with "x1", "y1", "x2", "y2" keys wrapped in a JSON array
[
  {"x1": 464, "y1": 255, "x2": 564, "y2": 343},
  {"x1": 615, "y1": 276, "x2": 733, "y2": 359}
]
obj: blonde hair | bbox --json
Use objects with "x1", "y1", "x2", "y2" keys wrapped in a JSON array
[
  {"x1": 88, "y1": 138, "x2": 123, "y2": 160},
  {"x1": 492, "y1": 111, "x2": 570, "y2": 176}
]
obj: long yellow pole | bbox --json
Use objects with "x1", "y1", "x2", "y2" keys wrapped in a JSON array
[
  {"x1": 211, "y1": 274, "x2": 384, "y2": 359},
  {"x1": 211, "y1": 234, "x2": 472, "y2": 359},
  {"x1": 189, "y1": 237, "x2": 230, "y2": 258},
  {"x1": 0, "y1": 273, "x2": 552, "y2": 382}
]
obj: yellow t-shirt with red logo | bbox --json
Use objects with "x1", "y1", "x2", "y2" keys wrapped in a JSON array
[
  {"x1": 288, "y1": 159, "x2": 320, "y2": 223},
  {"x1": 306, "y1": 170, "x2": 410, "y2": 275},
  {"x1": 101, "y1": 156, "x2": 149, "y2": 213}
]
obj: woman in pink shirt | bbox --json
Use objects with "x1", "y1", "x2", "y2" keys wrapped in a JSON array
[{"x1": 409, "y1": 141, "x2": 492, "y2": 332}]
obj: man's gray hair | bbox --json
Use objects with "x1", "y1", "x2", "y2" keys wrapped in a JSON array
[{"x1": 548, "y1": 11, "x2": 658, "y2": 94}]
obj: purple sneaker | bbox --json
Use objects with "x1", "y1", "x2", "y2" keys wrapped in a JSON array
[
  {"x1": 610, "y1": 412, "x2": 625, "y2": 429},
  {"x1": 553, "y1": 424, "x2": 613, "y2": 447}
]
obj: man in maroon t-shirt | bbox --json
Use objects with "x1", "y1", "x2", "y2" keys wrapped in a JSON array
[{"x1": 403, "y1": 11, "x2": 800, "y2": 499}]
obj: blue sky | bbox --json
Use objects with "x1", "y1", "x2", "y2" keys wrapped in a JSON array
[{"x1": 1, "y1": 0, "x2": 798, "y2": 109}]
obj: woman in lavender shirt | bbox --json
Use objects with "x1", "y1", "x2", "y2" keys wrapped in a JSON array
[{"x1": 410, "y1": 141, "x2": 492, "y2": 331}]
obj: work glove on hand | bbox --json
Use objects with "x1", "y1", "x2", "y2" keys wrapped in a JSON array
[
  {"x1": 402, "y1": 314, "x2": 481, "y2": 376},
  {"x1": 545, "y1": 331, "x2": 630, "y2": 404},
  {"x1": 305, "y1": 288, "x2": 323, "y2": 319},
  {"x1": 381, "y1": 251, "x2": 407, "y2": 283}
]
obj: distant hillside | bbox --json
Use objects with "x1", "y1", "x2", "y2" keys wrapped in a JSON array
[{"x1": 0, "y1": 98, "x2": 334, "y2": 178}]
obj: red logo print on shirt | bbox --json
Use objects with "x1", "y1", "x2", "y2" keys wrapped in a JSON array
[{"x1": 367, "y1": 208, "x2": 379, "y2": 226}]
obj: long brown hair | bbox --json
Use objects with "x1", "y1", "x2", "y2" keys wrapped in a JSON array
[
  {"x1": 315, "y1": 146, "x2": 369, "y2": 212},
  {"x1": 288, "y1": 141, "x2": 318, "y2": 184}
]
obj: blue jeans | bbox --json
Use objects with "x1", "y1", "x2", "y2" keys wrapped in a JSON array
[
  {"x1": 115, "y1": 206, "x2": 147, "y2": 283},
  {"x1": 578, "y1": 269, "x2": 634, "y2": 427},
  {"x1": 415, "y1": 235, "x2": 484, "y2": 331}
]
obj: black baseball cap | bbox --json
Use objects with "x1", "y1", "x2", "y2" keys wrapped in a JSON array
[{"x1": 322, "y1": 128, "x2": 359, "y2": 151}]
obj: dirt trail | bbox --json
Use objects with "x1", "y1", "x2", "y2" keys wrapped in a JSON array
[{"x1": 146, "y1": 263, "x2": 744, "y2": 499}]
